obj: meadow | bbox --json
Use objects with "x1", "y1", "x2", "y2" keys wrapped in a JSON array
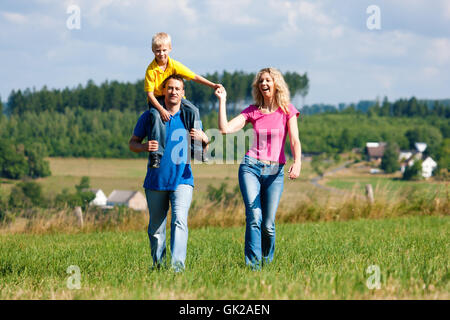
[
  {"x1": 0, "y1": 216, "x2": 448, "y2": 299},
  {"x1": 0, "y1": 158, "x2": 448, "y2": 299},
  {"x1": 322, "y1": 162, "x2": 448, "y2": 199}
]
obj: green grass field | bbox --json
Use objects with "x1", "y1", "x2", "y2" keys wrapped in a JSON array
[
  {"x1": 3, "y1": 158, "x2": 445, "y2": 207},
  {"x1": 1, "y1": 158, "x2": 448, "y2": 299},
  {"x1": 0, "y1": 216, "x2": 448, "y2": 299},
  {"x1": 324, "y1": 175, "x2": 448, "y2": 199}
]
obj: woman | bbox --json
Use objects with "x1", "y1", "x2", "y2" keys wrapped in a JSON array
[{"x1": 215, "y1": 67, "x2": 302, "y2": 269}]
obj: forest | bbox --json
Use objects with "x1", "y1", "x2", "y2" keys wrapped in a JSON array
[{"x1": 4, "y1": 70, "x2": 309, "y2": 115}]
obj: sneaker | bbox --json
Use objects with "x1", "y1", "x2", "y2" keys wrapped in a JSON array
[{"x1": 150, "y1": 154, "x2": 161, "y2": 168}]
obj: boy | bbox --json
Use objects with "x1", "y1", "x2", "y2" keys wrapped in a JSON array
[{"x1": 145, "y1": 32, "x2": 222, "y2": 168}]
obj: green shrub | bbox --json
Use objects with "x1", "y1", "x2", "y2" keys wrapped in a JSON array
[
  {"x1": 381, "y1": 142, "x2": 400, "y2": 173},
  {"x1": 403, "y1": 160, "x2": 423, "y2": 181},
  {"x1": 8, "y1": 181, "x2": 47, "y2": 208}
]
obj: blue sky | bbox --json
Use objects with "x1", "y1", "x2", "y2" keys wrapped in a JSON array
[{"x1": 1, "y1": 0, "x2": 449, "y2": 105}]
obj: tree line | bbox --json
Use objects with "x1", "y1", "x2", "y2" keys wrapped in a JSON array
[
  {"x1": 5, "y1": 71, "x2": 309, "y2": 115},
  {"x1": 302, "y1": 97, "x2": 450, "y2": 118},
  {"x1": 367, "y1": 97, "x2": 449, "y2": 118}
]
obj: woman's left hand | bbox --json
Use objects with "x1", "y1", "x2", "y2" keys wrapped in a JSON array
[{"x1": 288, "y1": 161, "x2": 301, "y2": 180}]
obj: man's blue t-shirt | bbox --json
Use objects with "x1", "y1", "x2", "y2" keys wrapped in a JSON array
[{"x1": 133, "y1": 110, "x2": 194, "y2": 191}]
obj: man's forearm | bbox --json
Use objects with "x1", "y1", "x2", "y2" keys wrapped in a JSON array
[{"x1": 129, "y1": 141, "x2": 145, "y2": 153}]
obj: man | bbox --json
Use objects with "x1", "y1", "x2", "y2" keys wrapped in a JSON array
[{"x1": 129, "y1": 74, "x2": 209, "y2": 272}]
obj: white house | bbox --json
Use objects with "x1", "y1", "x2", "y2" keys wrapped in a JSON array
[
  {"x1": 414, "y1": 142, "x2": 427, "y2": 153},
  {"x1": 401, "y1": 156, "x2": 437, "y2": 178},
  {"x1": 399, "y1": 143, "x2": 427, "y2": 162},
  {"x1": 422, "y1": 157, "x2": 437, "y2": 178},
  {"x1": 398, "y1": 151, "x2": 413, "y2": 161},
  {"x1": 107, "y1": 190, "x2": 147, "y2": 211},
  {"x1": 86, "y1": 189, "x2": 108, "y2": 207},
  {"x1": 365, "y1": 142, "x2": 386, "y2": 163}
]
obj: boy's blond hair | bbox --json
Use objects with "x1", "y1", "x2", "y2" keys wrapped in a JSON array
[
  {"x1": 252, "y1": 67, "x2": 291, "y2": 114},
  {"x1": 152, "y1": 32, "x2": 172, "y2": 50}
]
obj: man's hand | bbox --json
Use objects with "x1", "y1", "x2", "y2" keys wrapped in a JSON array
[
  {"x1": 190, "y1": 129, "x2": 208, "y2": 144},
  {"x1": 129, "y1": 135, "x2": 158, "y2": 153},
  {"x1": 158, "y1": 108, "x2": 171, "y2": 122},
  {"x1": 144, "y1": 140, "x2": 159, "y2": 152}
]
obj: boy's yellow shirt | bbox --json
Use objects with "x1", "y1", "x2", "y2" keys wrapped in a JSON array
[{"x1": 144, "y1": 57, "x2": 196, "y2": 97}]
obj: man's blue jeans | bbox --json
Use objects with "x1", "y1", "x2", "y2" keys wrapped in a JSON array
[
  {"x1": 145, "y1": 184, "x2": 193, "y2": 272},
  {"x1": 238, "y1": 155, "x2": 284, "y2": 270}
]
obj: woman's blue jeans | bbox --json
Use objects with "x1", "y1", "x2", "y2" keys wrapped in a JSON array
[
  {"x1": 145, "y1": 184, "x2": 193, "y2": 272},
  {"x1": 238, "y1": 155, "x2": 284, "y2": 269}
]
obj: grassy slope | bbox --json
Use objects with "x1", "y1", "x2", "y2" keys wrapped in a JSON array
[
  {"x1": 1, "y1": 216, "x2": 448, "y2": 299},
  {"x1": 322, "y1": 162, "x2": 448, "y2": 199},
  {"x1": 326, "y1": 177, "x2": 446, "y2": 194}
]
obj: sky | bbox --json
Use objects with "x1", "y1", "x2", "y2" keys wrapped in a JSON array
[{"x1": 1, "y1": 0, "x2": 450, "y2": 106}]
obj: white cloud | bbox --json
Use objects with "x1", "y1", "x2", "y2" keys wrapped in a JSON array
[
  {"x1": 144, "y1": 0, "x2": 198, "y2": 24},
  {"x1": 104, "y1": 44, "x2": 142, "y2": 65},
  {"x1": 204, "y1": 0, "x2": 259, "y2": 26},
  {"x1": 330, "y1": 26, "x2": 344, "y2": 38},
  {"x1": 269, "y1": 0, "x2": 333, "y2": 33},
  {"x1": 427, "y1": 38, "x2": 450, "y2": 65},
  {"x1": 1, "y1": 11, "x2": 27, "y2": 24},
  {"x1": 441, "y1": 0, "x2": 450, "y2": 20},
  {"x1": 374, "y1": 73, "x2": 394, "y2": 90},
  {"x1": 297, "y1": 1, "x2": 332, "y2": 25},
  {"x1": 422, "y1": 67, "x2": 439, "y2": 78},
  {"x1": 353, "y1": 30, "x2": 415, "y2": 60}
]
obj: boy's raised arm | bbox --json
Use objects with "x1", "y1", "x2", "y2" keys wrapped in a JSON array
[{"x1": 193, "y1": 74, "x2": 223, "y2": 90}]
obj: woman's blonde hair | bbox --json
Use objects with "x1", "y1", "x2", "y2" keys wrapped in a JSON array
[
  {"x1": 252, "y1": 67, "x2": 291, "y2": 114},
  {"x1": 152, "y1": 32, "x2": 172, "y2": 50}
]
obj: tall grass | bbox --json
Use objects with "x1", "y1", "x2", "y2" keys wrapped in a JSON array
[{"x1": 1, "y1": 182, "x2": 448, "y2": 235}]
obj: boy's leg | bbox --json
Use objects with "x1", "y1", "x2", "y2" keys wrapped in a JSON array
[
  {"x1": 148, "y1": 97, "x2": 167, "y2": 168},
  {"x1": 181, "y1": 98, "x2": 207, "y2": 163}
]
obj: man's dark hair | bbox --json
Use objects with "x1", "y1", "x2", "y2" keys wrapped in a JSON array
[{"x1": 162, "y1": 74, "x2": 185, "y2": 89}]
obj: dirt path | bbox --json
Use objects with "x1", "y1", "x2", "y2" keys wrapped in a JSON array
[{"x1": 309, "y1": 161, "x2": 353, "y2": 195}]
